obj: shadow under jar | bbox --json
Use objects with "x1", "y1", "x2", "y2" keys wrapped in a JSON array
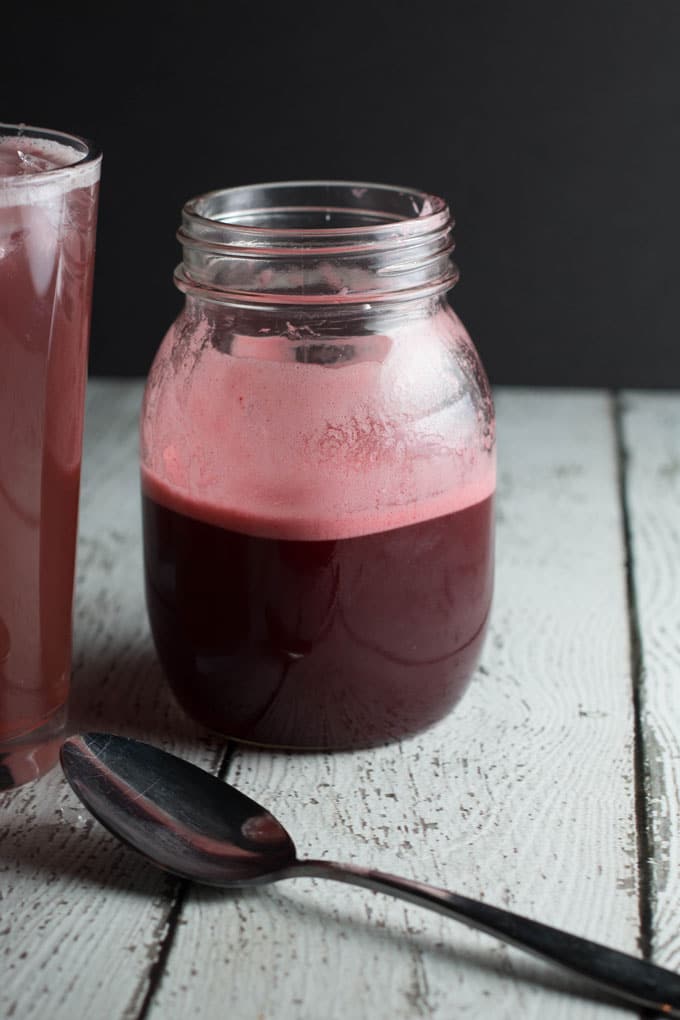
[{"x1": 140, "y1": 181, "x2": 495, "y2": 750}]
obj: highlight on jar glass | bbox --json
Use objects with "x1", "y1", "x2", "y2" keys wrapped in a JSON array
[
  {"x1": 140, "y1": 181, "x2": 495, "y2": 750},
  {"x1": 0, "y1": 123, "x2": 101, "y2": 787}
]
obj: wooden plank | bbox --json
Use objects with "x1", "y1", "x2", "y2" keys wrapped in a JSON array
[
  {"x1": 148, "y1": 389, "x2": 640, "y2": 1019},
  {"x1": 620, "y1": 391, "x2": 680, "y2": 968},
  {"x1": 0, "y1": 380, "x2": 225, "y2": 1020}
]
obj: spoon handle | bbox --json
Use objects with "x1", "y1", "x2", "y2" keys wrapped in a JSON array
[{"x1": 296, "y1": 858, "x2": 680, "y2": 1016}]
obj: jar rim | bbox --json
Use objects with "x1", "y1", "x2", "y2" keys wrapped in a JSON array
[
  {"x1": 177, "y1": 180, "x2": 458, "y2": 305},
  {"x1": 182, "y1": 180, "x2": 450, "y2": 247}
]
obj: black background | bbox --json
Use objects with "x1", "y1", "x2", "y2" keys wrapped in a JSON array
[{"x1": 5, "y1": 1, "x2": 680, "y2": 387}]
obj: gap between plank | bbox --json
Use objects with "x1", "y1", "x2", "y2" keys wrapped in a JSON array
[
  {"x1": 133, "y1": 393, "x2": 656, "y2": 1019},
  {"x1": 134, "y1": 741, "x2": 235, "y2": 1020},
  {"x1": 612, "y1": 391, "x2": 654, "y2": 977}
]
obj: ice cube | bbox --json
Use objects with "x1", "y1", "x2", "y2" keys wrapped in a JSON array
[
  {"x1": 0, "y1": 228, "x2": 25, "y2": 262},
  {"x1": 16, "y1": 148, "x2": 53, "y2": 174}
]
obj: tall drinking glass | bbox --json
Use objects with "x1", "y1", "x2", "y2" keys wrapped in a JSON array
[{"x1": 0, "y1": 124, "x2": 101, "y2": 788}]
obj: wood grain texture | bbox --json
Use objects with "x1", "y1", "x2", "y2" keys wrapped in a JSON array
[
  {"x1": 148, "y1": 390, "x2": 640, "y2": 1020},
  {"x1": 0, "y1": 380, "x2": 226, "y2": 1020},
  {"x1": 620, "y1": 391, "x2": 680, "y2": 968}
]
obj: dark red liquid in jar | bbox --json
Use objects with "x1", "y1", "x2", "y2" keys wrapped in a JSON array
[{"x1": 142, "y1": 491, "x2": 494, "y2": 748}]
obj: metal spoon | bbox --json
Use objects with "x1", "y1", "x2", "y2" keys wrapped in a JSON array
[{"x1": 60, "y1": 732, "x2": 680, "y2": 1016}]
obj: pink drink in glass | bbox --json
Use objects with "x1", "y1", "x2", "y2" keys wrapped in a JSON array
[{"x1": 0, "y1": 125, "x2": 100, "y2": 788}]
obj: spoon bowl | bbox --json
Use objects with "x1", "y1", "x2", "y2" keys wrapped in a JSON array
[
  {"x1": 61, "y1": 733, "x2": 297, "y2": 884},
  {"x1": 61, "y1": 732, "x2": 680, "y2": 1017}
]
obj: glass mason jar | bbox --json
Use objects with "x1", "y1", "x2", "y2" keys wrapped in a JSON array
[{"x1": 140, "y1": 181, "x2": 495, "y2": 749}]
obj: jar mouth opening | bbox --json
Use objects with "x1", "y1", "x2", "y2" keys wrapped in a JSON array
[{"x1": 183, "y1": 180, "x2": 450, "y2": 246}]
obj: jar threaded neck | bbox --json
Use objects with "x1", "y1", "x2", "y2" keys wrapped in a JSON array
[{"x1": 176, "y1": 180, "x2": 458, "y2": 306}]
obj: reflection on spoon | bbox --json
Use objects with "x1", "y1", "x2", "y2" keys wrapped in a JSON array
[{"x1": 61, "y1": 733, "x2": 680, "y2": 1017}]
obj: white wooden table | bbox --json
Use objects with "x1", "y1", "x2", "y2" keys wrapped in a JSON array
[{"x1": 2, "y1": 380, "x2": 680, "y2": 1020}]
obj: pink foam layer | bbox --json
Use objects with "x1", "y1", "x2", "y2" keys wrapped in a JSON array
[
  {"x1": 140, "y1": 304, "x2": 496, "y2": 541},
  {"x1": 142, "y1": 465, "x2": 493, "y2": 541}
]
